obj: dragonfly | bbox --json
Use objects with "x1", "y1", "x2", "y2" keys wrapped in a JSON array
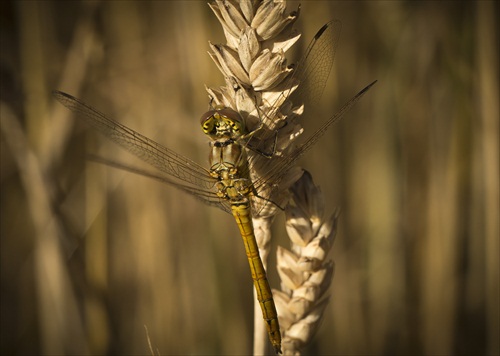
[{"x1": 53, "y1": 20, "x2": 376, "y2": 354}]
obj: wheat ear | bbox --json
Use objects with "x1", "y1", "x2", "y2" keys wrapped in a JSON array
[
  {"x1": 206, "y1": 1, "x2": 333, "y2": 354},
  {"x1": 275, "y1": 170, "x2": 337, "y2": 355}
]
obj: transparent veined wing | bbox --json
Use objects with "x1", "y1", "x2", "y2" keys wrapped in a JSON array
[
  {"x1": 88, "y1": 155, "x2": 231, "y2": 213},
  {"x1": 288, "y1": 20, "x2": 342, "y2": 112},
  {"x1": 53, "y1": 91, "x2": 231, "y2": 213},
  {"x1": 252, "y1": 80, "x2": 377, "y2": 197},
  {"x1": 243, "y1": 20, "x2": 376, "y2": 213}
]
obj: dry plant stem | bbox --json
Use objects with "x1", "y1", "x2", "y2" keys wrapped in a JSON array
[
  {"x1": 253, "y1": 217, "x2": 274, "y2": 354},
  {"x1": 0, "y1": 106, "x2": 87, "y2": 353},
  {"x1": 4, "y1": 4, "x2": 98, "y2": 353},
  {"x1": 144, "y1": 325, "x2": 160, "y2": 356}
]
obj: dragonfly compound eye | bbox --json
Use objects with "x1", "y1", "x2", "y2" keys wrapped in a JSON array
[
  {"x1": 216, "y1": 108, "x2": 246, "y2": 136},
  {"x1": 200, "y1": 110, "x2": 218, "y2": 135},
  {"x1": 200, "y1": 108, "x2": 246, "y2": 139}
]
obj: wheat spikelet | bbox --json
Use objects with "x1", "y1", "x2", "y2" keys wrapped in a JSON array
[
  {"x1": 206, "y1": 1, "x2": 334, "y2": 354},
  {"x1": 275, "y1": 170, "x2": 337, "y2": 355}
]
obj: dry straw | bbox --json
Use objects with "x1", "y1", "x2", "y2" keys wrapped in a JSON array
[{"x1": 207, "y1": 1, "x2": 337, "y2": 354}]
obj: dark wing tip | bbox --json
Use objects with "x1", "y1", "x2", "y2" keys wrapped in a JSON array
[
  {"x1": 314, "y1": 22, "x2": 330, "y2": 39},
  {"x1": 52, "y1": 90, "x2": 76, "y2": 102},
  {"x1": 358, "y1": 80, "x2": 378, "y2": 96},
  {"x1": 314, "y1": 19, "x2": 342, "y2": 40}
]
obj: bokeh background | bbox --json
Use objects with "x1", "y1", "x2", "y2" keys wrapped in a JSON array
[{"x1": 1, "y1": 1, "x2": 498, "y2": 355}]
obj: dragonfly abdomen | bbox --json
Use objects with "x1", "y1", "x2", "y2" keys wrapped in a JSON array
[{"x1": 231, "y1": 203, "x2": 282, "y2": 354}]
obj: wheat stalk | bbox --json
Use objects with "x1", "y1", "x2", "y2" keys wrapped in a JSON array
[{"x1": 206, "y1": 1, "x2": 335, "y2": 354}]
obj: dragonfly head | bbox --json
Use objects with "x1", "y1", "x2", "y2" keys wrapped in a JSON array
[{"x1": 200, "y1": 107, "x2": 246, "y2": 140}]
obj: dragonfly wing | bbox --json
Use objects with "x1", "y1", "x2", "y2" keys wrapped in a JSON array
[
  {"x1": 288, "y1": 20, "x2": 341, "y2": 110},
  {"x1": 251, "y1": 81, "x2": 377, "y2": 199},
  {"x1": 53, "y1": 91, "x2": 217, "y2": 191},
  {"x1": 243, "y1": 20, "x2": 357, "y2": 216},
  {"x1": 244, "y1": 20, "x2": 341, "y2": 153},
  {"x1": 88, "y1": 155, "x2": 231, "y2": 214}
]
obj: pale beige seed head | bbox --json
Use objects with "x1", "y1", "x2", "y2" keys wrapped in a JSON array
[{"x1": 206, "y1": 1, "x2": 336, "y2": 354}]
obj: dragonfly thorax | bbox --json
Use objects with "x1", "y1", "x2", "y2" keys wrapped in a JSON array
[
  {"x1": 202, "y1": 107, "x2": 252, "y2": 203},
  {"x1": 206, "y1": 124, "x2": 251, "y2": 204},
  {"x1": 200, "y1": 107, "x2": 246, "y2": 140},
  {"x1": 208, "y1": 138, "x2": 249, "y2": 178}
]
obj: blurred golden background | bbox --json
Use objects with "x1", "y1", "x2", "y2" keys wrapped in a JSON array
[{"x1": 1, "y1": 1, "x2": 498, "y2": 355}]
